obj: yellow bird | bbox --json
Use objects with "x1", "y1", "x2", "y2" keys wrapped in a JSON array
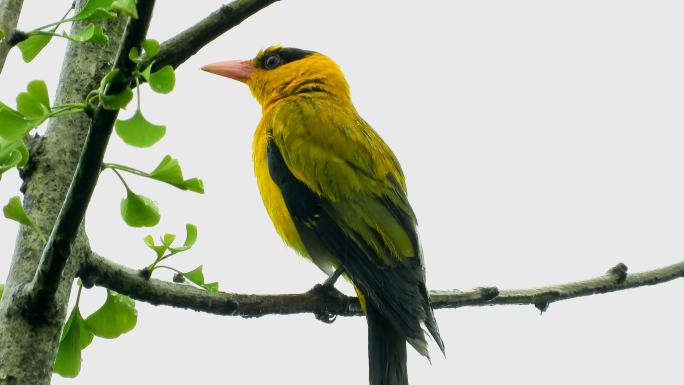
[{"x1": 203, "y1": 46, "x2": 444, "y2": 385}]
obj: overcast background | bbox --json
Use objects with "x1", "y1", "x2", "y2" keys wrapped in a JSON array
[{"x1": 2, "y1": 0, "x2": 684, "y2": 384}]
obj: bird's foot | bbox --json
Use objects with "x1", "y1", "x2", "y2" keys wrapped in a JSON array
[{"x1": 310, "y1": 267, "x2": 346, "y2": 324}]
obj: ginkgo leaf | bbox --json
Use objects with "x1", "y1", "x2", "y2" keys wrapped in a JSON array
[
  {"x1": 16, "y1": 34, "x2": 52, "y2": 63},
  {"x1": 64, "y1": 24, "x2": 108, "y2": 44},
  {"x1": 72, "y1": 0, "x2": 117, "y2": 21},
  {"x1": 148, "y1": 155, "x2": 204, "y2": 193},
  {"x1": 112, "y1": 0, "x2": 138, "y2": 19},
  {"x1": 100, "y1": 87, "x2": 133, "y2": 110},
  {"x1": 16, "y1": 80, "x2": 51, "y2": 119},
  {"x1": 115, "y1": 109, "x2": 166, "y2": 148},
  {"x1": 183, "y1": 265, "x2": 218, "y2": 292},
  {"x1": 147, "y1": 65, "x2": 175, "y2": 94},
  {"x1": 84, "y1": 290, "x2": 137, "y2": 339},
  {"x1": 0, "y1": 105, "x2": 37, "y2": 142},
  {"x1": 0, "y1": 138, "x2": 29, "y2": 175},
  {"x1": 3, "y1": 196, "x2": 46, "y2": 242},
  {"x1": 169, "y1": 224, "x2": 197, "y2": 253},
  {"x1": 120, "y1": 190, "x2": 160, "y2": 227},
  {"x1": 53, "y1": 307, "x2": 93, "y2": 378}
]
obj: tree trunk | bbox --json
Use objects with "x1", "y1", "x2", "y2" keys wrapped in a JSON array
[
  {"x1": 0, "y1": 8, "x2": 127, "y2": 384},
  {"x1": 0, "y1": 0, "x2": 24, "y2": 73}
]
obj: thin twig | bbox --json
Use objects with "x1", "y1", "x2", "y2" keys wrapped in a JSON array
[
  {"x1": 141, "y1": 0, "x2": 279, "y2": 71},
  {"x1": 22, "y1": 0, "x2": 157, "y2": 318},
  {"x1": 80, "y1": 252, "x2": 684, "y2": 319}
]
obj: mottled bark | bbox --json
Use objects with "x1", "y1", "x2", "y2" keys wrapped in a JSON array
[
  {"x1": 0, "y1": 5, "x2": 127, "y2": 384},
  {"x1": 0, "y1": 0, "x2": 23, "y2": 74}
]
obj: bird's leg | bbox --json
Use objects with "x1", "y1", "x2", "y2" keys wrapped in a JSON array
[
  {"x1": 322, "y1": 266, "x2": 345, "y2": 289},
  {"x1": 310, "y1": 266, "x2": 346, "y2": 324}
]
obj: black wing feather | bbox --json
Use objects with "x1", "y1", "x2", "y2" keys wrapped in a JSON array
[{"x1": 267, "y1": 139, "x2": 443, "y2": 355}]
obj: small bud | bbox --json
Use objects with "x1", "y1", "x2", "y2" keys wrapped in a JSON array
[
  {"x1": 139, "y1": 268, "x2": 152, "y2": 280},
  {"x1": 607, "y1": 262, "x2": 628, "y2": 284},
  {"x1": 173, "y1": 273, "x2": 185, "y2": 283},
  {"x1": 534, "y1": 301, "x2": 549, "y2": 314}
]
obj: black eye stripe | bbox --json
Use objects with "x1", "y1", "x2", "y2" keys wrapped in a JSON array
[{"x1": 260, "y1": 47, "x2": 316, "y2": 70}]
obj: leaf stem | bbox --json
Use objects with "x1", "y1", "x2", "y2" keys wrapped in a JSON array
[
  {"x1": 135, "y1": 76, "x2": 141, "y2": 110},
  {"x1": 103, "y1": 163, "x2": 150, "y2": 178},
  {"x1": 153, "y1": 265, "x2": 182, "y2": 274},
  {"x1": 111, "y1": 168, "x2": 132, "y2": 192},
  {"x1": 29, "y1": 3, "x2": 76, "y2": 33},
  {"x1": 74, "y1": 283, "x2": 83, "y2": 308}
]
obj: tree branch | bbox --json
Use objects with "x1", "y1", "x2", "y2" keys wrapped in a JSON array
[
  {"x1": 142, "y1": 0, "x2": 279, "y2": 71},
  {"x1": 21, "y1": 0, "x2": 157, "y2": 317},
  {"x1": 80, "y1": 252, "x2": 684, "y2": 318},
  {"x1": 0, "y1": 0, "x2": 24, "y2": 74}
]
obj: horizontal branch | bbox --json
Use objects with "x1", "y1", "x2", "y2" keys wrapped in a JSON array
[
  {"x1": 80, "y1": 252, "x2": 684, "y2": 318},
  {"x1": 144, "y1": 0, "x2": 278, "y2": 71}
]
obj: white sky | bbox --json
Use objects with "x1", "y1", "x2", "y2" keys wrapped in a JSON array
[{"x1": 2, "y1": 1, "x2": 684, "y2": 384}]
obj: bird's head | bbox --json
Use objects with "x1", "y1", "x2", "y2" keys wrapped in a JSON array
[{"x1": 202, "y1": 46, "x2": 351, "y2": 108}]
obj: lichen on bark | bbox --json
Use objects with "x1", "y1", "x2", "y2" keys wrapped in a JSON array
[{"x1": 0, "y1": 5, "x2": 127, "y2": 384}]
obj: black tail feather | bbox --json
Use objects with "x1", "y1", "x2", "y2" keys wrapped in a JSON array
[{"x1": 368, "y1": 305, "x2": 408, "y2": 385}]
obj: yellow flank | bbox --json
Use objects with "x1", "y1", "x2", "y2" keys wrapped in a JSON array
[{"x1": 252, "y1": 121, "x2": 308, "y2": 256}]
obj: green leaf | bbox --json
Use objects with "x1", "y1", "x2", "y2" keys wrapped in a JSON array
[
  {"x1": 16, "y1": 33, "x2": 52, "y2": 63},
  {"x1": 54, "y1": 307, "x2": 93, "y2": 378},
  {"x1": 0, "y1": 138, "x2": 29, "y2": 175},
  {"x1": 120, "y1": 189, "x2": 160, "y2": 227},
  {"x1": 161, "y1": 233, "x2": 176, "y2": 247},
  {"x1": 182, "y1": 265, "x2": 218, "y2": 292},
  {"x1": 141, "y1": 39, "x2": 159, "y2": 58},
  {"x1": 128, "y1": 47, "x2": 141, "y2": 62},
  {"x1": 149, "y1": 155, "x2": 182, "y2": 184},
  {"x1": 183, "y1": 178, "x2": 204, "y2": 193},
  {"x1": 114, "y1": 109, "x2": 166, "y2": 148},
  {"x1": 27, "y1": 80, "x2": 50, "y2": 111},
  {"x1": 0, "y1": 105, "x2": 36, "y2": 141},
  {"x1": 0, "y1": 29, "x2": 4, "y2": 41},
  {"x1": 85, "y1": 290, "x2": 137, "y2": 338},
  {"x1": 100, "y1": 69, "x2": 123, "y2": 89},
  {"x1": 64, "y1": 24, "x2": 108, "y2": 44},
  {"x1": 3, "y1": 196, "x2": 46, "y2": 242},
  {"x1": 112, "y1": 0, "x2": 138, "y2": 19},
  {"x1": 16, "y1": 80, "x2": 51, "y2": 120},
  {"x1": 149, "y1": 155, "x2": 204, "y2": 193},
  {"x1": 16, "y1": 93, "x2": 44, "y2": 120},
  {"x1": 73, "y1": 0, "x2": 116, "y2": 21},
  {"x1": 144, "y1": 235, "x2": 167, "y2": 258},
  {"x1": 3, "y1": 196, "x2": 33, "y2": 227},
  {"x1": 169, "y1": 223, "x2": 197, "y2": 253},
  {"x1": 0, "y1": 284, "x2": 4, "y2": 300},
  {"x1": 100, "y1": 87, "x2": 133, "y2": 110},
  {"x1": 148, "y1": 65, "x2": 175, "y2": 94},
  {"x1": 140, "y1": 62, "x2": 153, "y2": 81}
]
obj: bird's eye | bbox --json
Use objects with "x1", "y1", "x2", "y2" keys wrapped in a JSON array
[{"x1": 264, "y1": 54, "x2": 281, "y2": 69}]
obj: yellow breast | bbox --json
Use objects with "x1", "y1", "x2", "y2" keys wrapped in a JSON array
[{"x1": 252, "y1": 112, "x2": 308, "y2": 257}]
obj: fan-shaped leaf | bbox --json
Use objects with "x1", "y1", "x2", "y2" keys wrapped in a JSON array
[
  {"x1": 85, "y1": 290, "x2": 137, "y2": 338},
  {"x1": 115, "y1": 110, "x2": 166, "y2": 148},
  {"x1": 148, "y1": 65, "x2": 175, "y2": 94},
  {"x1": 16, "y1": 33, "x2": 52, "y2": 63},
  {"x1": 120, "y1": 190, "x2": 160, "y2": 227}
]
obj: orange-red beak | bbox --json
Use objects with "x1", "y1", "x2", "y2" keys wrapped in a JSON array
[{"x1": 201, "y1": 60, "x2": 255, "y2": 83}]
